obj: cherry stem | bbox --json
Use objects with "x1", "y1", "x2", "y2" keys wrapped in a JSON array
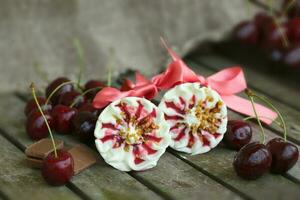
[
  {"x1": 45, "y1": 81, "x2": 73, "y2": 105},
  {"x1": 243, "y1": 116, "x2": 283, "y2": 128},
  {"x1": 245, "y1": 89, "x2": 266, "y2": 144},
  {"x1": 273, "y1": 17, "x2": 290, "y2": 48},
  {"x1": 251, "y1": 93, "x2": 288, "y2": 142},
  {"x1": 69, "y1": 86, "x2": 103, "y2": 108},
  {"x1": 267, "y1": 0, "x2": 274, "y2": 16},
  {"x1": 73, "y1": 38, "x2": 85, "y2": 90},
  {"x1": 30, "y1": 83, "x2": 58, "y2": 158},
  {"x1": 282, "y1": 0, "x2": 296, "y2": 17}
]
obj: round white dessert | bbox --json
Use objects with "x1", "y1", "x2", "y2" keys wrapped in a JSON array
[
  {"x1": 95, "y1": 97, "x2": 171, "y2": 171},
  {"x1": 158, "y1": 83, "x2": 227, "y2": 155}
]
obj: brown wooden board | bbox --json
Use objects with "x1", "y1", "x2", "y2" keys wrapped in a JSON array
[
  {"x1": 185, "y1": 56, "x2": 300, "y2": 144},
  {"x1": 0, "y1": 134, "x2": 81, "y2": 200},
  {"x1": 115, "y1": 72, "x2": 300, "y2": 199},
  {"x1": 0, "y1": 93, "x2": 243, "y2": 200},
  {"x1": 0, "y1": 94, "x2": 161, "y2": 200}
]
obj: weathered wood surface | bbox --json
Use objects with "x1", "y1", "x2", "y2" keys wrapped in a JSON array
[
  {"x1": 0, "y1": 42, "x2": 300, "y2": 199},
  {"x1": 0, "y1": 134, "x2": 81, "y2": 200},
  {"x1": 0, "y1": 94, "x2": 242, "y2": 200},
  {"x1": 0, "y1": 95, "x2": 161, "y2": 200}
]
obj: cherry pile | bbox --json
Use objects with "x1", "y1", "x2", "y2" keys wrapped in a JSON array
[
  {"x1": 25, "y1": 77, "x2": 104, "y2": 145},
  {"x1": 233, "y1": 0, "x2": 300, "y2": 69}
]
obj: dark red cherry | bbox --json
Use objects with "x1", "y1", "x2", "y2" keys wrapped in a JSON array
[
  {"x1": 78, "y1": 102, "x2": 101, "y2": 117},
  {"x1": 233, "y1": 142, "x2": 272, "y2": 180},
  {"x1": 45, "y1": 77, "x2": 73, "y2": 105},
  {"x1": 254, "y1": 12, "x2": 273, "y2": 28},
  {"x1": 59, "y1": 91, "x2": 86, "y2": 108},
  {"x1": 72, "y1": 111, "x2": 97, "y2": 144},
  {"x1": 42, "y1": 149, "x2": 74, "y2": 186},
  {"x1": 24, "y1": 97, "x2": 52, "y2": 116},
  {"x1": 233, "y1": 21, "x2": 259, "y2": 45},
  {"x1": 266, "y1": 138, "x2": 299, "y2": 174},
  {"x1": 261, "y1": 23, "x2": 288, "y2": 50},
  {"x1": 283, "y1": 46, "x2": 300, "y2": 68},
  {"x1": 287, "y1": 18, "x2": 300, "y2": 44},
  {"x1": 84, "y1": 80, "x2": 105, "y2": 100},
  {"x1": 26, "y1": 111, "x2": 53, "y2": 140},
  {"x1": 120, "y1": 79, "x2": 134, "y2": 91},
  {"x1": 224, "y1": 120, "x2": 252, "y2": 150},
  {"x1": 52, "y1": 105, "x2": 77, "y2": 134}
]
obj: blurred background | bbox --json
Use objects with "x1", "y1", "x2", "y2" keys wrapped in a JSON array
[{"x1": 1, "y1": 0, "x2": 299, "y2": 93}]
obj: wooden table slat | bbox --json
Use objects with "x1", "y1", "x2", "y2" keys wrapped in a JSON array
[
  {"x1": 0, "y1": 94, "x2": 243, "y2": 200},
  {"x1": 0, "y1": 94, "x2": 162, "y2": 200},
  {"x1": 0, "y1": 134, "x2": 81, "y2": 200}
]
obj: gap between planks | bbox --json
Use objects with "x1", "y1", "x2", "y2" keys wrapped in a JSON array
[{"x1": 13, "y1": 93, "x2": 246, "y2": 200}]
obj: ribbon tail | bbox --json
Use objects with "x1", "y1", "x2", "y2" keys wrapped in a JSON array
[
  {"x1": 222, "y1": 95, "x2": 278, "y2": 125},
  {"x1": 93, "y1": 87, "x2": 130, "y2": 109}
]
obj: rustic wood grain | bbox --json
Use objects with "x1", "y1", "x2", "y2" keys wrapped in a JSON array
[
  {"x1": 1, "y1": 94, "x2": 243, "y2": 200},
  {"x1": 186, "y1": 60, "x2": 300, "y2": 145},
  {"x1": 0, "y1": 94, "x2": 161, "y2": 200},
  {"x1": 116, "y1": 72, "x2": 300, "y2": 199},
  {"x1": 188, "y1": 48, "x2": 300, "y2": 110},
  {"x1": 0, "y1": 134, "x2": 81, "y2": 200}
]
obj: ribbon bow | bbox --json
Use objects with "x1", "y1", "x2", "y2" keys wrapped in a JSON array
[{"x1": 93, "y1": 41, "x2": 277, "y2": 124}]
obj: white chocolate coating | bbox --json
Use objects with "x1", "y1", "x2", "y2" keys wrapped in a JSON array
[
  {"x1": 95, "y1": 97, "x2": 171, "y2": 171},
  {"x1": 158, "y1": 83, "x2": 227, "y2": 155}
]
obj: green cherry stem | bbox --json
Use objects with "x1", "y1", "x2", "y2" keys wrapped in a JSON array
[
  {"x1": 245, "y1": 89, "x2": 266, "y2": 144},
  {"x1": 251, "y1": 93, "x2": 288, "y2": 142},
  {"x1": 31, "y1": 83, "x2": 57, "y2": 158},
  {"x1": 45, "y1": 81, "x2": 73, "y2": 105},
  {"x1": 282, "y1": 0, "x2": 296, "y2": 17},
  {"x1": 73, "y1": 38, "x2": 85, "y2": 90},
  {"x1": 69, "y1": 86, "x2": 103, "y2": 108}
]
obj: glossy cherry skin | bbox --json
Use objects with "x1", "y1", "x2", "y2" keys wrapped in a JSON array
[
  {"x1": 58, "y1": 91, "x2": 86, "y2": 108},
  {"x1": 45, "y1": 77, "x2": 73, "y2": 105},
  {"x1": 78, "y1": 102, "x2": 101, "y2": 117},
  {"x1": 72, "y1": 111, "x2": 97, "y2": 144},
  {"x1": 287, "y1": 18, "x2": 300, "y2": 44},
  {"x1": 42, "y1": 150, "x2": 74, "y2": 186},
  {"x1": 261, "y1": 23, "x2": 288, "y2": 50},
  {"x1": 233, "y1": 21, "x2": 259, "y2": 45},
  {"x1": 52, "y1": 105, "x2": 77, "y2": 134},
  {"x1": 26, "y1": 111, "x2": 53, "y2": 140},
  {"x1": 254, "y1": 12, "x2": 273, "y2": 28},
  {"x1": 268, "y1": 49, "x2": 284, "y2": 62},
  {"x1": 224, "y1": 120, "x2": 252, "y2": 150},
  {"x1": 283, "y1": 46, "x2": 300, "y2": 68},
  {"x1": 233, "y1": 142, "x2": 272, "y2": 180},
  {"x1": 24, "y1": 97, "x2": 52, "y2": 116},
  {"x1": 84, "y1": 80, "x2": 105, "y2": 100},
  {"x1": 266, "y1": 138, "x2": 299, "y2": 174}
]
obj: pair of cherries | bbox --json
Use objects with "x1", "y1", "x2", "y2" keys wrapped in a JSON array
[
  {"x1": 224, "y1": 120, "x2": 299, "y2": 180},
  {"x1": 233, "y1": 8, "x2": 300, "y2": 69},
  {"x1": 26, "y1": 78, "x2": 104, "y2": 186}
]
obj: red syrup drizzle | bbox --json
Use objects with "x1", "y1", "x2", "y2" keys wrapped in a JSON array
[
  {"x1": 100, "y1": 101, "x2": 162, "y2": 165},
  {"x1": 164, "y1": 95, "x2": 220, "y2": 149}
]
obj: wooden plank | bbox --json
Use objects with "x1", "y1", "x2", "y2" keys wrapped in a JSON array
[
  {"x1": 0, "y1": 134, "x2": 81, "y2": 200},
  {"x1": 188, "y1": 45, "x2": 300, "y2": 110},
  {"x1": 186, "y1": 60, "x2": 300, "y2": 145},
  {"x1": 0, "y1": 94, "x2": 161, "y2": 200},
  {"x1": 6, "y1": 93, "x2": 243, "y2": 200},
  {"x1": 153, "y1": 90, "x2": 300, "y2": 199},
  {"x1": 115, "y1": 72, "x2": 300, "y2": 199}
]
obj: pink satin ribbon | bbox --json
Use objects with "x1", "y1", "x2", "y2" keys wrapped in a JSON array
[{"x1": 93, "y1": 41, "x2": 278, "y2": 124}]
